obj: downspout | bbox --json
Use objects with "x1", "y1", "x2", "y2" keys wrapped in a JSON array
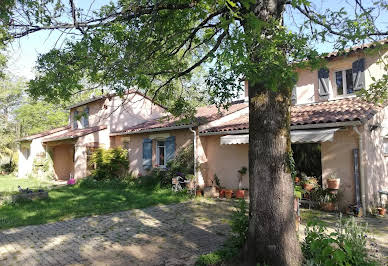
[
  {"x1": 189, "y1": 127, "x2": 197, "y2": 177},
  {"x1": 353, "y1": 126, "x2": 366, "y2": 214}
]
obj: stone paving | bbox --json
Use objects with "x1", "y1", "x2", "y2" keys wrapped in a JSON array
[{"x1": 0, "y1": 199, "x2": 235, "y2": 266}]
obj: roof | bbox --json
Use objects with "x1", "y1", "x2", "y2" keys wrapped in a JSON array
[
  {"x1": 67, "y1": 90, "x2": 166, "y2": 110},
  {"x1": 18, "y1": 126, "x2": 70, "y2": 141},
  {"x1": 42, "y1": 125, "x2": 107, "y2": 142},
  {"x1": 200, "y1": 97, "x2": 382, "y2": 133},
  {"x1": 111, "y1": 100, "x2": 248, "y2": 135},
  {"x1": 325, "y1": 39, "x2": 388, "y2": 59}
]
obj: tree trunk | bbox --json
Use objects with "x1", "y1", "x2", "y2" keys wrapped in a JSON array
[{"x1": 243, "y1": 1, "x2": 302, "y2": 265}]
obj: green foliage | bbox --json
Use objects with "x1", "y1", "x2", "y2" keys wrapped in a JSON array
[
  {"x1": 294, "y1": 185, "x2": 304, "y2": 199},
  {"x1": 310, "y1": 187, "x2": 338, "y2": 205},
  {"x1": 230, "y1": 199, "x2": 249, "y2": 246},
  {"x1": 15, "y1": 100, "x2": 68, "y2": 136},
  {"x1": 150, "y1": 144, "x2": 194, "y2": 187},
  {"x1": 89, "y1": 147, "x2": 129, "y2": 180},
  {"x1": 196, "y1": 199, "x2": 249, "y2": 266},
  {"x1": 302, "y1": 217, "x2": 378, "y2": 266}
]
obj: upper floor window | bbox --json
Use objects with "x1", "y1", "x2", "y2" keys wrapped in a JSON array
[
  {"x1": 81, "y1": 106, "x2": 89, "y2": 128},
  {"x1": 73, "y1": 110, "x2": 78, "y2": 129},
  {"x1": 335, "y1": 69, "x2": 354, "y2": 96}
]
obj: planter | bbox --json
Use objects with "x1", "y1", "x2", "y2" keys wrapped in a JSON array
[
  {"x1": 327, "y1": 178, "x2": 340, "y2": 190},
  {"x1": 224, "y1": 189, "x2": 233, "y2": 199},
  {"x1": 235, "y1": 190, "x2": 245, "y2": 199},
  {"x1": 377, "y1": 207, "x2": 386, "y2": 216},
  {"x1": 196, "y1": 190, "x2": 202, "y2": 197},
  {"x1": 303, "y1": 183, "x2": 315, "y2": 192},
  {"x1": 219, "y1": 189, "x2": 225, "y2": 198},
  {"x1": 204, "y1": 186, "x2": 219, "y2": 198},
  {"x1": 321, "y1": 202, "x2": 336, "y2": 212},
  {"x1": 294, "y1": 177, "x2": 300, "y2": 183}
]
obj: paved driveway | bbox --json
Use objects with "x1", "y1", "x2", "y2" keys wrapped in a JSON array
[{"x1": 0, "y1": 199, "x2": 234, "y2": 266}]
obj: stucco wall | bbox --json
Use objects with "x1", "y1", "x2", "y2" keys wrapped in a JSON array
[
  {"x1": 295, "y1": 50, "x2": 388, "y2": 104},
  {"x1": 321, "y1": 127, "x2": 359, "y2": 210},
  {"x1": 74, "y1": 128, "x2": 110, "y2": 179},
  {"x1": 18, "y1": 128, "x2": 69, "y2": 178},
  {"x1": 200, "y1": 135, "x2": 249, "y2": 189},
  {"x1": 112, "y1": 129, "x2": 193, "y2": 176},
  {"x1": 362, "y1": 105, "x2": 388, "y2": 207},
  {"x1": 69, "y1": 93, "x2": 166, "y2": 131},
  {"x1": 52, "y1": 144, "x2": 74, "y2": 180}
]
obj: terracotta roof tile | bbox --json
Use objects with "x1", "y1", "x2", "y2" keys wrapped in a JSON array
[
  {"x1": 18, "y1": 126, "x2": 70, "y2": 141},
  {"x1": 325, "y1": 39, "x2": 388, "y2": 59},
  {"x1": 42, "y1": 125, "x2": 107, "y2": 142},
  {"x1": 112, "y1": 100, "x2": 248, "y2": 134},
  {"x1": 200, "y1": 97, "x2": 382, "y2": 133}
]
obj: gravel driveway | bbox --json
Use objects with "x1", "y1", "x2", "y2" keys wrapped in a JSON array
[{"x1": 0, "y1": 199, "x2": 234, "y2": 266}]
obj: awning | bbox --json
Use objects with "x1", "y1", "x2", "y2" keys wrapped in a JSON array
[
  {"x1": 220, "y1": 128, "x2": 340, "y2": 145},
  {"x1": 220, "y1": 134, "x2": 249, "y2": 145},
  {"x1": 291, "y1": 128, "x2": 340, "y2": 143}
]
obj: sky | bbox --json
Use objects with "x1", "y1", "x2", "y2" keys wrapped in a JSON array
[{"x1": 5, "y1": 0, "x2": 388, "y2": 81}]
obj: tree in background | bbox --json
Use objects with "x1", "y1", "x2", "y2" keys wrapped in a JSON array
[{"x1": 1, "y1": 0, "x2": 387, "y2": 264}]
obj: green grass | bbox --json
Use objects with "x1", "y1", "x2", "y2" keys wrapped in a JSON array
[
  {"x1": 0, "y1": 176, "x2": 189, "y2": 230},
  {"x1": 0, "y1": 174, "x2": 54, "y2": 195}
]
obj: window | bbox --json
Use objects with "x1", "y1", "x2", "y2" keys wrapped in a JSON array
[
  {"x1": 335, "y1": 69, "x2": 354, "y2": 96},
  {"x1": 82, "y1": 107, "x2": 89, "y2": 128},
  {"x1": 73, "y1": 110, "x2": 79, "y2": 129},
  {"x1": 156, "y1": 141, "x2": 166, "y2": 167},
  {"x1": 383, "y1": 138, "x2": 388, "y2": 155},
  {"x1": 22, "y1": 148, "x2": 30, "y2": 160}
]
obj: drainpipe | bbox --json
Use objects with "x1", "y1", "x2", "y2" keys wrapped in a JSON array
[
  {"x1": 353, "y1": 126, "x2": 366, "y2": 214},
  {"x1": 189, "y1": 127, "x2": 197, "y2": 177}
]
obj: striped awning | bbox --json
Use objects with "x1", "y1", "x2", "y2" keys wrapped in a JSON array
[{"x1": 220, "y1": 128, "x2": 340, "y2": 145}]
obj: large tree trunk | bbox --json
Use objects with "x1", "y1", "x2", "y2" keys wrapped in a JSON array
[{"x1": 243, "y1": 1, "x2": 302, "y2": 265}]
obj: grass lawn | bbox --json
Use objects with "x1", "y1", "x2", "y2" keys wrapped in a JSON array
[
  {"x1": 0, "y1": 174, "x2": 54, "y2": 195},
  {"x1": 0, "y1": 176, "x2": 189, "y2": 230}
]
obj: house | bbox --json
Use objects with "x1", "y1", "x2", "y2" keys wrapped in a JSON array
[{"x1": 18, "y1": 40, "x2": 388, "y2": 213}]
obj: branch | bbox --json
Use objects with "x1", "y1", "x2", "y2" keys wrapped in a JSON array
[
  {"x1": 152, "y1": 30, "x2": 227, "y2": 101},
  {"x1": 293, "y1": 4, "x2": 388, "y2": 37}
]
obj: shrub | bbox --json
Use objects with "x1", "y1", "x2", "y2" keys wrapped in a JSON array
[
  {"x1": 89, "y1": 147, "x2": 129, "y2": 180},
  {"x1": 150, "y1": 144, "x2": 194, "y2": 187},
  {"x1": 196, "y1": 199, "x2": 249, "y2": 266},
  {"x1": 302, "y1": 216, "x2": 378, "y2": 265}
]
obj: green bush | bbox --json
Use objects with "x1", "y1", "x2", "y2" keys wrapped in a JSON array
[
  {"x1": 89, "y1": 147, "x2": 129, "y2": 180},
  {"x1": 196, "y1": 199, "x2": 248, "y2": 266},
  {"x1": 151, "y1": 144, "x2": 194, "y2": 187},
  {"x1": 302, "y1": 216, "x2": 378, "y2": 265}
]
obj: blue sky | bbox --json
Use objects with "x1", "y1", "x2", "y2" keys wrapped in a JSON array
[{"x1": 6, "y1": 0, "x2": 387, "y2": 80}]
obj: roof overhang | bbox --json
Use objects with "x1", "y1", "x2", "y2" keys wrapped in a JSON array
[
  {"x1": 110, "y1": 124, "x2": 194, "y2": 136},
  {"x1": 221, "y1": 134, "x2": 249, "y2": 145}
]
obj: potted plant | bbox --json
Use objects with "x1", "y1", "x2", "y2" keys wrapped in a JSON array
[
  {"x1": 224, "y1": 189, "x2": 233, "y2": 199},
  {"x1": 204, "y1": 175, "x2": 219, "y2": 198},
  {"x1": 327, "y1": 174, "x2": 340, "y2": 190},
  {"x1": 235, "y1": 166, "x2": 247, "y2": 199},
  {"x1": 377, "y1": 203, "x2": 386, "y2": 216},
  {"x1": 303, "y1": 177, "x2": 318, "y2": 192},
  {"x1": 320, "y1": 189, "x2": 337, "y2": 212}
]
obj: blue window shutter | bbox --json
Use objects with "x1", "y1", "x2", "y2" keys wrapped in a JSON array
[
  {"x1": 352, "y1": 58, "x2": 365, "y2": 91},
  {"x1": 142, "y1": 138, "x2": 152, "y2": 170},
  {"x1": 73, "y1": 111, "x2": 78, "y2": 129},
  {"x1": 84, "y1": 107, "x2": 89, "y2": 127},
  {"x1": 318, "y1": 68, "x2": 329, "y2": 96},
  {"x1": 165, "y1": 136, "x2": 176, "y2": 162}
]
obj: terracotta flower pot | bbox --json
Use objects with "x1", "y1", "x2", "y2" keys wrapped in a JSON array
[
  {"x1": 303, "y1": 183, "x2": 315, "y2": 192},
  {"x1": 327, "y1": 178, "x2": 340, "y2": 190},
  {"x1": 196, "y1": 190, "x2": 202, "y2": 197},
  {"x1": 224, "y1": 189, "x2": 233, "y2": 199},
  {"x1": 321, "y1": 202, "x2": 336, "y2": 212},
  {"x1": 294, "y1": 177, "x2": 300, "y2": 183},
  {"x1": 377, "y1": 207, "x2": 386, "y2": 216},
  {"x1": 219, "y1": 189, "x2": 225, "y2": 198},
  {"x1": 235, "y1": 190, "x2": 245, "y2": 199}
]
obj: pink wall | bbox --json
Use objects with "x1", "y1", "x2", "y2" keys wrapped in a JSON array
[
  {"x1": 112, "y1": 129, "x2": 193, "y2": 176},
  {"x1": 321, "y1": 128, "x2": 358, "y2": 210},
  {"x1": 52, "y1": 144, "x2": 74, "y2": 180},
  {"x1": 200, "y1": 135, "x2": 249, "y2": 189}
]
